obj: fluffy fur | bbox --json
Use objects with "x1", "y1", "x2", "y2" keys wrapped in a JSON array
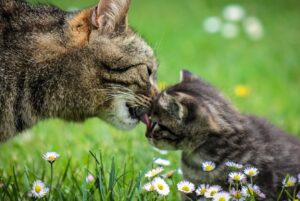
[
  {"x1": 0, "y1": 0, "x2": 157, "y2": 142},
  {"x1": 146, "y1": 70, "x2": 300, "y2": 200}
]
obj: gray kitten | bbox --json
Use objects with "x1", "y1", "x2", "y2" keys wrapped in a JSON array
[{"x1": 144, "y1": 70, "x2": 300, "y2": 200}]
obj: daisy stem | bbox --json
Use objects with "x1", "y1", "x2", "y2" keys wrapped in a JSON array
[
  {"x1": 48, "y1": 163, "x2": 53, "y2": 201},
  {"x1": 250, "y1": 177, "x2": 253, "y2": 185},
  {"x1": 276, "y1": 187, "x2": 285, "y2": 201},
  {"x1": 293, "y1": 183, "x2": 299, "y2": 199}
]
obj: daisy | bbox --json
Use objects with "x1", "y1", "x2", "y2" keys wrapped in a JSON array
[
  {"x1": 202, "y1": 161, "x2": 216, "y2": 172},
  {"x1": 204, "y1": 185, "x2": 222, "y2": 198},
  {"x1": 162, "y1": 170, "x2": 175, "y2": 178},
  {"x1": 143, "y1": 182, "x2": 155, "y2": 192},
  {"x1": 152, "y1": 177, "x2": 170, "y2": 196},
  {"x1": 145, "y1": 167, "x2": 164, "y2": 178},
  {"x1": 282, "y1": 176, "x2": 297, "y2": 187},
  {"x1": 196, "y1": 184, "x2": 209, "y2": 196},
  {"x1": 230, "y1": 189, "x2": 245, "y2": 201},
  {"x1": 31, "y1": 180, "x2": 49, "y2": 198},
  {"x1": 241, "y1": 184, "x2": 262, "y2": 197},
  {"x1": 225, "y1": 161, "x2": 243, "y2": 169},
  {"x1": 223, "y1": 4, "x2": 245, "y2": 22},
  {"x1": 154, "y1": 158, "x2": 170, "y2": 166},
  {"x1": 229, "y1": 172, "x2": 246, "y2": 181},
  {"x1": 43, "y1": 152, "x2": 60, "y2": 163},
  {"x1": 177, "y1": 181, "x2": 195, "y2": 194},
  {"x1": 213, "y1": 191, "x2": 231, "y2": 201},
  {"x1": 85, "y1": 174, "x2": 95, "y2": 183},
  {"x1": 244, "y1": 167, "x2": 259, "y2": 177}
]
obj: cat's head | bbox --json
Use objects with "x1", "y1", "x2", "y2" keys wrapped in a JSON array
[
  {"x1": 145, "y1": 70, "x2": 242, "y2": 151},
  {"x1": 62, "y1": 0, "x2": 157, "y2": 129}
]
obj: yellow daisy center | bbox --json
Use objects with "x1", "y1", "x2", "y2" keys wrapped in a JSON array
[
  {"x1": 204, "y1": 165, "x2": 213, "y2": 171},
  {"x1": 48, "y1": 155, "x2": 56, "y2": 160},
  {"x1": 200, "y1": 188, "x2": 206, "y2": 194},
  {"x1": 248, "y1": 170, "x2": 255, "y2": 176},
  {"x1": 210, "y1": 190, "x2": 217, "y2": 196},
  {"x1": 233, "y1": 192, "x2": 242, "y2": 199},
  {"x1": 157, "y1": 183, "x2": 164, "y2": 190},
  {"x1": 182, "y1": 186, "x2": 190, "y2": 192},
  {"x1": 150, "y1": 185, "x2": 155, "y2": 191},
  {"x1": 287, "y1": 180, "x2": 293, "y2": 187},
  {"x1": 233, "y1": 175, "x2": 240, "y2": 180},
  {"x1": 35, "y1": 185, "x2": 42, "y2": 193},
  {"x1": 219, "y1": 198, "x2": 226, "y2": 201}
]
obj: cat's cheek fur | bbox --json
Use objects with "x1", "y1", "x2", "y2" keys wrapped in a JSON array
[{"x1": 100, "y1": 98, "x2": 138, "y2": 130}]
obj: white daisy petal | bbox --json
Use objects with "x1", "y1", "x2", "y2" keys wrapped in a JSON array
[
  {"x1": 213, "y1": 191, "x2": 231, "y2": 201},
  {"x1": 143, "y1": 182, "x2": 155, "y2": 192},
  {"x1": 225, "y1": 161, "x2": 243, "y2": 169},
  {"x1": 154, "y1": 158, "x2": 171, "y2": 166},
  {"x1": 177, "y1": 181, "x2": 195, "y2": 194},
  {"x1": 244, "y1": 167, "x2": 259, "y2": 177},
  {"x1": 282, "y1": 176, "x2": 297, "y2": 187},
  {"x1": 145, "y1": 167, "x2": 164, "y2": 178},
  {"x1": 31, "y1": 180, "x2": 49, "y2": 198},
  {"x1": 196, "y1": 184, "x2": 209, "y2": 196},
  {"x1": 202, "y1": 161, "x2": 216, "y2": 172},
  {"x1": 204, "y1": 185, "x2": 222, "y2": 198},
  {"x1": 152, "y1": 177, "x2": 170, "y2": 196},
  {"x1": 229, "y1": 172, "x2": 246, "y2": 181},
  {"x1": 43, "y1": 152, "x2": 60, "y2": 163}
]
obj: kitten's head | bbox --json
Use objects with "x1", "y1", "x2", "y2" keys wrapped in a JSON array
[{"x1": 146, "y1": 70, "x2": 242, "y2": 151}]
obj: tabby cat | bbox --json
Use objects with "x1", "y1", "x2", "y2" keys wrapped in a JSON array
[
  {"x1": 145, "y1": 70, "x2": 300, "y2": 200},
  {"x1": 0, "y1": 0, "x2": 157, "y2": 142}
]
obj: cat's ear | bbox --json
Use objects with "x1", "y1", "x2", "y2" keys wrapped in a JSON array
[
  {"x1": 92, "y1": 0, "x2": 131, "y2": 33},
  {"x1": 180, "y1": 70, "x2": 198, "y2": 82}
]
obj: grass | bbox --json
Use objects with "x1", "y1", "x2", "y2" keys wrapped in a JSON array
[{"x1": 1, "y1": 0, "x2": 300, "y2": 200}]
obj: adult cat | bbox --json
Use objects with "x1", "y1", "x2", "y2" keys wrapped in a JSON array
[
  {"x1": 0, "y1": 0, "x2": 157, "y2": 142},
  {"x1": 145, "y1": 70, "x2": 300, "y2": 200}
]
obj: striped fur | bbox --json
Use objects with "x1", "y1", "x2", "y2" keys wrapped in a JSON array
[
  {"x1": 0, "y1": 0, "x2": 157, "y2": 142},
  {"x1": 147, "y1": 70, "x2": 300, "y2": 200}
]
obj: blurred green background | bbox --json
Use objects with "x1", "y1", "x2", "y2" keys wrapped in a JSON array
[{"x1": 1, "y1": 0, "x2": 300, "y2": 199}]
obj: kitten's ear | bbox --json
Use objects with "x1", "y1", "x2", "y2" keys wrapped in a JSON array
[
  {"x1": 92, "y1": 0, "x2": 131, "y2": 33},
  {"x1": 180, "y1": 70, "x2": 198, "y2": 82}
]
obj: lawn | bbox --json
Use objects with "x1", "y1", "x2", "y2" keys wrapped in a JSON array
[{"x1": 0, "y1": 0, "x2": 300, "y2": 200}]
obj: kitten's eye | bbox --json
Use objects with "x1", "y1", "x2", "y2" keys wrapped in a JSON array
[{"x1": 169, "y1": 101, "x2": 180, "y2": 119}]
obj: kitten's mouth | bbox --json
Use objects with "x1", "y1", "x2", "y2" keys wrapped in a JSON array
[{"x1": 128, "y1": 104, "x2": 151, "y2": 126}]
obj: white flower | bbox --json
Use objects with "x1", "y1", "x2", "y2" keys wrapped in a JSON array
[
  {"x1": 282, "y1": 176, "x2": 297, "y2": 187},
  {"x1": 43, "y1": 152, "x2": 60, "y2": 163},
  {"x1": 241, "y1": 184, "x2": 262, "y2": 197},
  {"x1": 244, "y1": 167, "x2": 259, "y2": 177},
  {"x1": 145, "y1": 167, "x2": 164, "y2": 178},
  {"x1": 177, "y1": 168, "x2": 183, "y2": 175},
  {"x1": 213, "y1": 191, "x2": 231, "y2": 201},
  {"x1": 223, "y1": 4, "x2": 245, "y2": 22},
  {"x1": 196, "y1": 184, "x2": 209, "y2": 196},
  {"x1": 243, "y1": 17, "x2": 264, "y2": 40},
  {"x1": 230, "y1": 189, "x2": 245, "y2": 201},
  {"x1": 154, "y1": 158, "x2": 170, "y2": 166},
  {"x1": 85, "y1": 174, "x2": 95, "y2": 183},
  {"x1": 177, "y1": 181, "x2": 195, "y2": 194},
  {"x1": 225, "y1": 161, "x2": 243, "y2": 169},
  {"x1": 31, "y1": 180, "x2": 49, "y2": 198},
  {"x1": 143, "y1": 182, "x2": 155, "y2": 192},
  {"x1": 229, "y1": 172, "x2": 246, "y2": 181},
  {"x1": 152, "y1": 177, "x2": 170, "y2": 196},
  {"x1": 162, "y1": 170, "x2": 176, "y2": 178},
  {"x1": 152, "y1": 147, "x2": 168, "y2": 155},
  {"x1": 221, "y1": 23, "x2": 239, "y2": 39},
  {"x1": 204, "y1": 185, "x2": 222, "y2": 198},
  {"x1": 203, "y1": 16, "x2": 222, "y2": 33},
  {"x1": 202, "y1": 161, "x2": 216, "y2": 172}
]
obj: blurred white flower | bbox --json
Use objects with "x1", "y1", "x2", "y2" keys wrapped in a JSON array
[
  {"x1": 43, "y1": 152, "x2": 60, "y2": 163},
  {"x1": 86, "y1": 174, "x2": 95, "y2": 183},
  {"x1": 152, "y1": 177, "x2": 170, "y2": 196},
  {"x1": 223, "y1": 4, "x2": 245, "y2": 21},
  {"x1": 241, "y1": 184, "x2": 263, "y2": 197},
  {"x1": 31, "y1": 180, "x2": 49, "y2": 198},
  {"x1": 221, "y1": 23, "x2": 239, "y2": 39},
  {"x1": 177, "y1": 168, "x2": 183, "y2": 175},
  {"x1": 145, "y1": 167, "x2": 164, "y2": 178},
  {"x1": 203, "y1": 16, "x2": 222, "y2": 33},
  {"x1": 152, "y1": 147, "x2": 168, "y2": 155},
  {"x1": 225, "y1": 161, "x2": 243, "y2": 169},
  {"x1": 202, "y1": 161, "x2": 216, "y2": 172},
  {"x1": 0, "y1": 182, "x2": 3, "y2": 188},
  {"x1": 154, "y1": 158, "x2": 171, "y2": 166},
  {"x1": 162, "y1": 170, "x2": 176, "y2": 178},
  {"x1": 213, "y1": 191, "x2": 231, "y2": 201},
  {"x1": 204, "y1": 185, "x2": 222, "y2": 198},
  {"x1": 229, "y1": 172, "x2": 246, "y2": 181},
  {"x1": 244, "y1": 167, "x2": 259, "y2": 177},
  {"x1": 282, "y1": 176, "x2": 297, "y2": 187},
  {"x1": 143, "y1": 182, "x2": 155, "y2": 191},
  {"x1": 230, "y1": 189, "x2": 244, "y2": 201},
  {"x1": 243, "y1": 16, "x2": 264, "y2": 40},
  {"x1": 177, "y1": 181, "x2": 195, "y2": 194},
  {"x1": 196, "y1": 184, "x2": 209, "y2": 196}
]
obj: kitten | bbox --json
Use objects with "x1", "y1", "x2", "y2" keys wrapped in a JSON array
[
  {"x1": 0, "y1": 0, "x2": 157, "y2": 142},
  {"x1": 144, "y1": 70, "x2": 300, "y2": 200}
]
